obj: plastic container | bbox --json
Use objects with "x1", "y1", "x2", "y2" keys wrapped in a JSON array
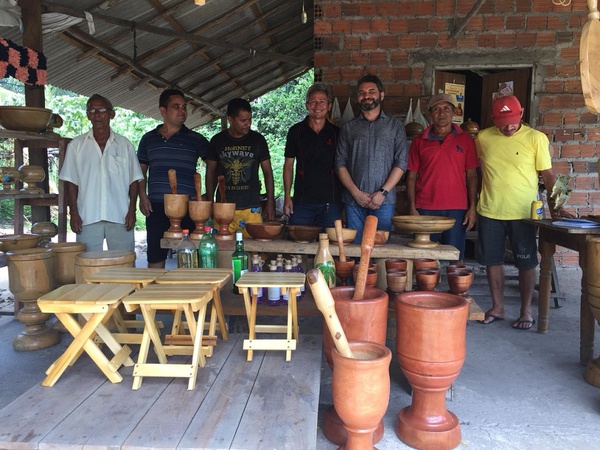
[
  {"x1": 177, "y1": 229, "x2": 199, "y2": 268},
  {"x1": 198, "y1": 226, "x2": 218, "y2": 268}
]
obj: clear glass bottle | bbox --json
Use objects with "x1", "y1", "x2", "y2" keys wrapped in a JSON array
[
  {"x1": 198, "y1": 226, "x2": 218, "y2": 268},
  {"x1": 282, "y1": 260, "x2": 293, "y2": 305},
  {"x1": 267, "y1": 260, "x2": 281, "y2": 306},
  {"x1": 251, "y1": 254, "x2": 264, "y2": 303},
  {"x1": 314, "y1": 232, "x2": 336, "y2": 288},
  {"x1": 177, "y1": 229, "x2": 199, "y2": 268},
  {"x1": 232, "y1": 231, "x2": 249, "y2": 294}
]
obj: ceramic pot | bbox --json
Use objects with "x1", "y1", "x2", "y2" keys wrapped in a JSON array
[
  {"x1": 332, "y1": 341, "x2": 392, "y2": 450},
  {"x1": 188, "y1": 200, "x2": 212, "y2": 239},
  {"x1": 416, "y1": 269, "x2": 439, "y2": 291},
  {"x1": 163, "y1": 193, "x2": 188, "y2": 238},
  {"x1": 447, "y1": 269, "x2": 474, "y2": 296},
  {"x1": 6, "y1": 247, "x2": 59, "y2": 351},
  {"x1": 395, "y1": 291, "x2": 468, "y2": 449},
  {"x1": 323, "y1": 286, "x2": 388, "y2": 446},
  {"x1": 385, "y1": 258, "x2": 408, "y2": 272},
  {"x1": 335, "y1": 258, "x2": 355, "y2": 286},
  {"x1": 18, "y1": 164, "x2": 45, "y2": 194},
  {"x1": 213, "y1": 202, "x2": 236, "y2": 241}
]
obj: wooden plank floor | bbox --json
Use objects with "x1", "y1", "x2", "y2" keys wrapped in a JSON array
[{"x1": 0, "y1": 333, "x2": 322, "y2": 450}]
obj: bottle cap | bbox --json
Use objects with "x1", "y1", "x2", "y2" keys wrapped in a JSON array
[
  {"x1": 182, "y1": 229, "x2": 189, "y2": 234},
  {"x1": 204, "y1": 226, "x2": 212, "y2": 232},
  {"x1": 236, "y1": 231, "x2": 243, "y2": 240}
]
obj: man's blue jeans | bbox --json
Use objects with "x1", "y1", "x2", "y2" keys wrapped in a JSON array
[
  {"x1": 345, "y1": 204, "x2": 394, "y2": 244},
  {"x1": 288, "y1": 203, "x2": 342, "y2": 229}
]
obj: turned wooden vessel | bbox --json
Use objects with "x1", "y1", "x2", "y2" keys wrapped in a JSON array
[
  {"x1": 164, "y1": 193, "x2": 189, "y2": 239},
  {"x1": 32, "y1": 221, "x2": 58, "y2": 246},
  {"x1": 1, "y1": 166, "x2": 21, "y2": 194},
  {"x1": 213, "y1": 202, "x2": 236, "y2": 240},
  {"x1": 447, "y1": 268, "x2": 474, "y2": 296},
  {"x1": 47, "y1": 242, "x2": 87, "y2": 286},
  {"x1": 323, "y1": 286, "x2": 388, "y2": 446},
  {"x1": 332, "y1": 341, "x2": 392, "y2": 450},
  {"x1": 387, "y1": 270, "x2": 408, "y2": 294},
  {"x1": 189, "y1": 200, "x2": 212, "y2": 239},
  {"x1": 395, "y1": 291, "x2": 468, "y2": 449},
  {"x1": 385, "y1": 258, "x2": 408, "y2": 272},
  {"x1": 75, "y1": 250, "x2": 136, "y2": 284},
  {"x1": 18, "y1": 164, "x2": 45, "y2": 194},
  {"x1": 6, "y1": 247, "x2": 60, "y2": 351},
  {"x1": 335, "y1": 258, "x2": 355, "y2": 286},
  {"x1": 416, "y1": 269, "x2": 439, "y2": 291}
]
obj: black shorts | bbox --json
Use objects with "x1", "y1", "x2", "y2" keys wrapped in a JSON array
[
  {"x1": 476, "y1": 215, "x2": 538, "y2": 270},
  {"x1": 146, "y1": 201, "x2": 195, "y2": 264}
]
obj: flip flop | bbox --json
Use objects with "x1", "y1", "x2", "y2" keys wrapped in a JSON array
[
  {"x1": 477, "y1": 314, "x2": 505, "y2": 325},
  {"x1": 512, "y1": 319, "x2": 536, "y2": 330}
]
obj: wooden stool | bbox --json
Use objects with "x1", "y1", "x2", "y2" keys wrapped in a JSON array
[
  {"x1": 121, "y1": 284, "x2": 214, "y2": 390},
  {"x1": 235, "y1": 272, "x2": 305, "y2": 362},
  {"x1": 86, "y1": 267, "x2": 168, "y2": 344},
  {"x1": 155, "y1": 268, "x2": 232, "y2": 353},
  {"x1": 37, "y1": 283, "x2": 136, "y2": 387}
]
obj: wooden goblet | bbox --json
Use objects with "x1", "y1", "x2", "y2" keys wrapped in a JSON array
[
  {"x1": 335, "y1": 258, "x2": 355, "y2": 286},
  {"x1": 164, "y1": 193, "x2": 188, "y2": 238},
  {"x1": 213, "y1": 202, "x2": 236, "y2": 240},
  {"x1": 189, "y1": 200, "x2": 212, "y2": 240}
]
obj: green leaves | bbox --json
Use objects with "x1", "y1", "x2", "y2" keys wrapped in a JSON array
[{"x1": 316, "y1": 261, "x2": 336, "y2": 287}]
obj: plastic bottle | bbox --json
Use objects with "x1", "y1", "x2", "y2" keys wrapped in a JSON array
[
  {"x1": 177, "y1": 229, "x2": 199, "y2": 268},
  {"x1": 294, "y1": 255, "x2": 305, "y2": 299},
  {"x1": 232, "y1": 231, "x2": 249, "y2": 294},
  {"x1": 267, "y1": 260, "x2": 281, "y2": 306},
  {"x1": 198, "y1": 226, "x2": 218, "y2": 268},
  {"x1": 251, "y1": 254, "x2": 264, "y2": 303}
]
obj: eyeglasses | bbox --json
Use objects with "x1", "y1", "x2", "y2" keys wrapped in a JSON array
[{"x1": 87, "y1": 107, "x2": 109, "y2": 114}]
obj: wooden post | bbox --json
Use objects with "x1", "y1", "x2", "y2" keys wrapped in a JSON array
[{"x1": 20, "y1": 0, "x2": 51, "y2": 223}]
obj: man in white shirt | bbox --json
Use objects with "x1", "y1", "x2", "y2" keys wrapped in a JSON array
[{"x1": 59, "y1": 94, "x2": 143, "y2": 251}]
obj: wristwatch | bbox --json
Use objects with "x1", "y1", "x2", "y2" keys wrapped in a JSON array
[{"x1": 379, "y1": 188, "x2": 389, "y2": 197}]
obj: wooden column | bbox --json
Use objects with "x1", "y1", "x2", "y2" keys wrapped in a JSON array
[{"x1": 20, "y1": 0, "x2": 50, "y2": 223}]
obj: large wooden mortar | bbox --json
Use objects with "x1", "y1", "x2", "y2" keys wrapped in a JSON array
[
  {"x1": 75, "y1": 250, "x2": 136, "y2": 284},
  {"x1": 6, "y1": 247, "x2": 60, "y2": 351},
  {"x1": 47, "y1": 242, "x2": 87, "y2": 286}
]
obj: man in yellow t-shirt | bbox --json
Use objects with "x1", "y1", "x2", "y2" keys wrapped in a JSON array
[{"x1": 476, "y1": 95, "x2": 572, "y2": 330}]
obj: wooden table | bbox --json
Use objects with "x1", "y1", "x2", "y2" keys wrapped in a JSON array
[
  {"x1": 121, "y1": 284, "x2": 214, "y2": 390},
  {"x1": 528, "y1": 219, "x2": 600, "y2": 364},
  {"x1": 235, "y1": 272, "x2": 306, "y2": 362},
  {"x1": 155, "y1": 268, "x2": 232, "y2": 346},
  {"x1": 37, "y1": 283, "x2": 136, "y2": 387},
  {"x1": 85, "y1": 268, "x2": 168, "y2": 344}
]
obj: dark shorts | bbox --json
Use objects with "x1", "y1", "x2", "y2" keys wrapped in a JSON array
[
  {"x1": 146, "y1": 201, "x2": 195, "y2": 264},
  {"x1": 288, "y1": 203, "x2": 342, "y2": 229},
  {"x1": 476, "y1": 215, "x2": 538, "y2": 270},
  {"x1": 417, "y1": 209, "x2": 466, "y2": 261}
]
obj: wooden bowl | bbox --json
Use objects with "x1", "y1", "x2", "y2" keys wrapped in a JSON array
[
  {"x1": 373, "y1": 230, "x2": 390, "y2": 246},
  {"x1": 0, "y1": 106, "x2": 53, "y2": 132},
  {"x1": 325, "y1": 227, "x2": 357, "y2": 244},
  {"x1": 287, "y1": 225, "x2": 321, "y2": 243},
  {"x1": 245, "y1": 222, "x2": 284, "y2": 241},
  {"x1": 0, "y1": 234, "x2": 40, "y2": 252},
  {"x1": 391, "y1": 215, "x2": 455, "y2": 248}
]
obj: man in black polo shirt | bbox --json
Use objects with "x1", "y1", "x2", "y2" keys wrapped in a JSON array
[
  {"x1": 283, "y1": 83, "x2": 342, "y2": 228},
  {"x1": 137, "y1": 89, "x2": 209, "y2": 268}
]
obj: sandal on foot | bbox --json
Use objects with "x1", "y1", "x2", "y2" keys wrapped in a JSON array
[
  {"x1": 512, "y1": 319, "x2": 536, "y2": 330},
  {"x1": 477, "y1": 314, "x2": 505, "y2": 325}
]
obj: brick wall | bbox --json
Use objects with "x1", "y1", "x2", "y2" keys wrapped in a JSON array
[{"x1": 314, "y1": 0, "x2": 599, "y2": 266}]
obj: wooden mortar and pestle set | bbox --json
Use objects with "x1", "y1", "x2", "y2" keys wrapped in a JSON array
[
  {"x1": 212, "y1": 175, "x2": 236, "y2": 240},
  {"x1": 163, "y1": 169, "x2": 188, "y2": 239},
  {"x1": 188, "y1": 172, "x2": 212, "y2": 240}
]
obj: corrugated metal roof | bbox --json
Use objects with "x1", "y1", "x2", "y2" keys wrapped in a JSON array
[{"x1": 0, "y1": 0, "x2": 313, "y2": 128}]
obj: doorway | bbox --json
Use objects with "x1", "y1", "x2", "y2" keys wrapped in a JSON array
[{"x1": 434, "y1": 67, "x2": 533, "y2": 129}]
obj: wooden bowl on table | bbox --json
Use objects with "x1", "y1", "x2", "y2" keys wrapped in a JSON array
[
  {"x1": 245, "y1": 222, "x2": 284, "y2": 241},
  {"x1": 374, "y1": 230, "x2": 390, "y2": 247},
  {"x1": 325, "y1": 227, "x2": 357, "y2": 244},
  {"x1": 391, "y1": 215, "x2": 455, "y2": 248},
  {"x1": 287, "y1": 225, "x2": 321, "y2": 243},
  {"x1": 0, "y1": 106, "x2": 53, "y2": 132}
]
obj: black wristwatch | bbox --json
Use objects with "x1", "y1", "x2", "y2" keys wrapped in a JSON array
[{"x1": 379, "y1": 188, "x2": 389, "y2": 197}]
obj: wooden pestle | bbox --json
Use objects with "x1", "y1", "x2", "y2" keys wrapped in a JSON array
[
  {"x1": 307, "y1": 269, "x2": 353, "y2": 358},
  {"x1": 194, "y1": 173, "x2": 202, "y2": 200},
  {"x1": 352, "y1": 215, "x2": 378, "y2": 300},
  {"x1": 168, "y1": 169, "x2": 177, "y2": 194},
  {"x1": 217, "y1": 175, "x2": 227, "y2": 203},
  {"x1": 334, "y1": 219, "x2": 346, "y2": 262}
]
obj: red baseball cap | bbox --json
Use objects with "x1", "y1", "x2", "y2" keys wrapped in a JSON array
[{"x1": 492, "y1": 95, "x2": 523, "y2": 128}]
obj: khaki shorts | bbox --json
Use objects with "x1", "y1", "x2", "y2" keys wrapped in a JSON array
[{"x1": 214, "y1": 207, "x2": 263, "y2": 239}]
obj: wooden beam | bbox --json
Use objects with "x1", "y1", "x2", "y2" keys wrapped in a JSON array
[
  {"x1": 41, "y1": 1, "x2": 311, "y2": 66},
  {"x1": 449, "y1": 0, "x2": 488, "y2": 39}
]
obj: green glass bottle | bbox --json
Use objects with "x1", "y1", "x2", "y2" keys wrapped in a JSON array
[{"x1": 232, "y1": 231, "x2": 249, "y2": 294}]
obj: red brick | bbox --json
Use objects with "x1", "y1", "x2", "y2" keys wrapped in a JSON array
[
  {"x1": 379, "y1": 35, "x2": 398, "y2": 49},
  {"x1": 478, "y1": 34, "x2": 496, "y2": 47},
  {"x1": 385, "y1": 84, "x2": 403, "y2": 96},
  {"x1": 321, "y1": 4, "x2": 341, "y2": 18},
  {"x1": 465, "y1": 17, "x2": 484, "y2": 32},
  {"x1": 334, "y1": 53, "x2": 352, "y2": 66},
  {"x1": 390, "y1": 51, "x2": 409, "y2": 64},
  {"x1": 564, "y1": 112, "x2": 579, "y2": 126},
  {"x1": 589, "y1": 192, "x2": 600, "y2": 205},
  {"x1": 485, "y1": 16, "x2": 505, "y2": 31},
  {"x1": 494, "y1": 1, "x2": 513, "y2": 13},
  {"x1": 497, "y1": 34, "x2": 517, "y2": 47},
  {"x1": 575, "y1": 176, "x2": 596, "y2": 190},
  {"x1": 516, "y1": 2, "x2": 533, "y2": 13},
  {"x1": 453, "y1": 34, "x2": 478, "y2": 47},
  {"x1": 331, "y1": 20, "x2": 352, "y2": 34},
  {"x1": 558, "y1": 252, "x2": 579, "y2": 266},
  {"x1": 378, "y1": 2, "x2": 398, "y2": 16},
  {"x1": 313, "y1": 53, "x2": 329, "y2": 68},
  {"x1": 398, "y1": 34, "x2": 418, "y2": 48},
  {"x1": 561, "y1": 48, "x2": 579, "y2": 62},
  {"x1": 588, "y1": 128, "x2": 600, "y2": 141},
  {"x1": 351, "y1": 19, "x2": 371, "y2": 34},
  {"x1": 435, "y1": 0, "x2": 455, "y2": 15},
  {"x1": 321, "y1": 68, "x2": 341, "y2": 82},
  {"x1": 572, "y1": 128, "x2": 587, "y2": 140},
  {"x1": 407, "y1": 19, "x2": 428, "y2": 33},
  {"x1": 560, "y1": 144, "x2": 581, "y2": 157},
  {"x1": 412, "y1": 67, "x2": 425, "y2": 80},
  {"x1": 527, "y1": 16, "x2": 548, "y2": 30},
  {"x1": 341, "y1": 3, "x2": 359, "y2": 16},
  {"x1": 569, "y1": 192, "x2": 589, "y2": 205},
  {"x1": 331, "y1": 85, "x2": 350, "y2": 99},
  {"x1": 544, "y1": 80, "x2": 563, "y2": 93},
  {"x1": 343, "y1": 36, "x2": 361, "y2": 50},
  {"x1": 314, "y1": 20, "x2": 332, "y2": 35},
  {"x1": 404, "y1": 83, "x2": 423, "y2": 97},
  {"x1": 547, "y1": 16, "x2": 569, "y2": 30},
  {"x1": 573, "y1": 161, "x2": 590, "y2": 173},
  {"x1": 414, "y1": 1, "x2": 435, "y2": 15},
  {"x1": 418, "y1": 34, "x2": 438, "y2": 47},
  {"x1": 516, "y1": 33, "x2": 537, "y2": 46},
  {"x1": 456, "y1": 0, "x2": 474, "y2": 14},
  {"x1": 320, "y1": 36, "x2": 340, "y2": 51},
  {"x1": 389, "y1": 18, "x2": 409, "y2": 33},
  {"x1": 581, "y1": 113, "x2": 599, "y2": 124},
  {"x1": 553, "y1": 160, "x2": 571, "y2": 174},
  {"x1": 554, "y1": 129, "x2": 574, "y2": 141},
  {"x1": 581, "y1": 144, "x2": 596, "y2": 157},
  {"x1": 357, "y1": 3, "x2": 378, "y2": 16},
  {"x1": 532, "y1": 0, "x2": 558, "y2": 12},
  {"x1": 555, "y1": 95, "x2": 577, "y2": 109},
  {"x1": 506, "y1": 16, "x2": 526, "y2": 29},
  {"x1": 542, "y1": 112, "x2": 564, "y2": 126},
  {"x1": 536, "y1": 32, "x2": 557, "y2": 46},
  {"x1": 370, "y1": 19, "x2": 389, "y2": 33},
  {"x1": 393, "y1": 68, "x2": 411, "y2": 81},
  {"x1": 340, "y1": 68, "x2": 364, "y2": 82},
  {"x1": 360, "y1": 36, "x2": 378, "y2": 50},
  {"x1": 555, "y1": 64, "x2": 578, "y2": 77},
  {"x1": 351, "y1": 52, "x2": 369, "y2": 66},
  {"x1": 428, "y1": 18, "x2": 448, "y2": 32},
  {"x1": 369, "y1": 52, "x2": 387, "y2": 67}
]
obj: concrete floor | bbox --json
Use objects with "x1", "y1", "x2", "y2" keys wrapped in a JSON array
[{"x1": 1, "y1": 250, "x2": 599, "y2": 449}]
